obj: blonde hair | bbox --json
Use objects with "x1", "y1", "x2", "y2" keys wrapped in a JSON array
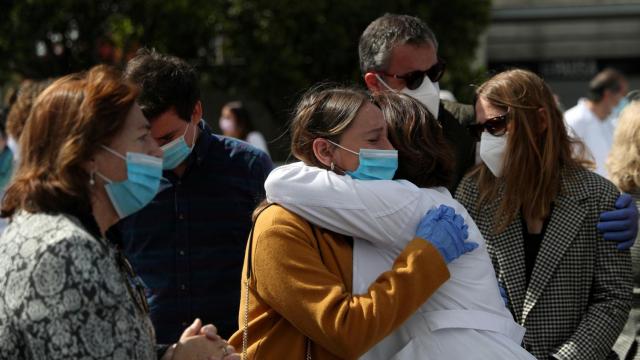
[{"x1": 607, "y1": 101, "x2": 640, "y2": 192}]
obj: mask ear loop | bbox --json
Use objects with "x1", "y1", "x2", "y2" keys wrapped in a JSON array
[{"x1": 188, "y1": 122, "x2": 198, "y2": 150}]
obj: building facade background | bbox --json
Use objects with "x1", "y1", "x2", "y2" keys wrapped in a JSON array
[{"x1": 484, "y1": 0, "x2": 640, "y2": 108}]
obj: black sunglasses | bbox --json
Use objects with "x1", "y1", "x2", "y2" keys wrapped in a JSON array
[
  {"x1": 379, "y1": 58, "x2": 446, "y2": 90},
  {"x1": 467, "y1": 112, "x2": 509, "y2": 141}
]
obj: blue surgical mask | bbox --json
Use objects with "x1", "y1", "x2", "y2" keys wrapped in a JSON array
[
  {"x1": 97, "y1": 146, "x2": 164, "y2": 218},
  {"x1": 161, "y1": 123, "x2": 197, "y2": 170},
  {"x1": 327, "y1": 140, "x2": 398, "y2": 180}
]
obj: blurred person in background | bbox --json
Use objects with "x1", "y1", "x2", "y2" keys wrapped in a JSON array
[
  {"x1": 5, "y1": 79, "x2": 53, "y2": 163},
  {"x1": 564, "y1": 68, "x2": 628, "y2": 178},
  {"x1": 456, "y1": 69, "x2": 632, "y2": 359},
  {"x1": 116, "y1": 49, "x2": 273, "y2": 344},
  {"x1": 608, "y1": 91, "x2": 640, "y2": 360},
  {"x1": 0, "y1": 65, "x2": 237, "y2": 360},
  {"x1": 219, "y1": 101, "x2": 270, "y2": 156}
]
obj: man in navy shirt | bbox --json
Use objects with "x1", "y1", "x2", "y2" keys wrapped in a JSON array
[{"x1": 115, "y1": 49, "x2": 273, "y2": 343}]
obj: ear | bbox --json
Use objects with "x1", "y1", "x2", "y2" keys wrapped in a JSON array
[
  {"x1": 311, "y1": 138, "x2": 335, "y2": 168},
  {"x1": 364, "y1": 72, "x2": 384, "y2": 93},
  {"x1": 191, "y1": 101, "x2": 203, "y2": 125}
]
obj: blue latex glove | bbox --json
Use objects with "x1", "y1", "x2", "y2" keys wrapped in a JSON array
[
  {"x1": 597, "y1": 193, "x2": 639, "y2": 250},
  {"x1": 416, "y1": 205, "x2": 478, "y2": 264},
  {"x1": 498, "y1": 283, "x2": 509, "y2": 307}
]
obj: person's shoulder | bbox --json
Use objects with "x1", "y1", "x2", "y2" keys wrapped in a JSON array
[
  {"x1": 208, "y1": 134, "x2": 273, "y2": 173},
  {"x1": 0, "y1": 212, "x2": 109, "y2": 306},
  {"x1": 564, "y1": 166, "x2": 619, "y2": 199},
  {"x1": 441, "y1": 100, "x2": 473, "y2": 117},
  {"x1": 564, "y1": 102, "x2": 588, "y2": 125},
  {"x1": 253, "y1": 204, "x2": 317, "y2": 241},
  {"x1": 246, "y1": 131, "x2": 266, "y2": 144},
  {"x1": 440, "y1": 100, "x2": 475, "y2": 127},
  {"x1": 255, "y1": 204, "x2": 307, "y2": 228},
  {"x1": 456, "y1": 172, "x2": 481, "y2": 194},
  {"x1": 4, "y1": 212, "x2": 96, "y2": 247}
]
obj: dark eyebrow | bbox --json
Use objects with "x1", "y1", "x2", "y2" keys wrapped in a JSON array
[{"x1": 157, "y1": 130, "x2": 178, "y2": 141}]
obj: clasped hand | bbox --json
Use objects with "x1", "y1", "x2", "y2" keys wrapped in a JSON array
[
  {"x1": 416, "y1": 205, "x2": 478, "y2": 264},
  {"x1": 164, "y1": 318, "x2": 240, "y2": 360}
]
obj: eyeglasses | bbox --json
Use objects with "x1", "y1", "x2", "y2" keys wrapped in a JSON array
[
  {"x1": 467, "y1": 112, "x2": 510, "y2": 141},
  {"x1": 378, "y1": 58, "x2": 446, "y2": 90}
]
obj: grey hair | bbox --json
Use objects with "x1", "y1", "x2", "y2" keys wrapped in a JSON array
[{"x1": 358, "y1": 14, "x2": 438, "y2": 75}]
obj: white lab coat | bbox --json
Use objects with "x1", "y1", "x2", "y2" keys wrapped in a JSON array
[{"x1": 265, "y1": 162, "x2": 535, "y2": 360}]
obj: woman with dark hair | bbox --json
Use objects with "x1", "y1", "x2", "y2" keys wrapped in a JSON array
[
  {"x1": 456, "y1": 69, "x2": 632, "y2": 359},
  {"x1": 228, "y1": 86, "x2": 474, "y2": 359},
  {"x1": 0, "y1": 65, "x2": 237, "y2": 360},
  {"x1": 219, "y1": 101, "x2": 270, "y2": 155},
  {"x1": 265, "y1": 91, "x2": 534, "y2": 359}
]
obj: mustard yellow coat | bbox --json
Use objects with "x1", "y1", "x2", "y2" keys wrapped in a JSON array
[{"x1": 229, "y1": 205, "x2": 450, "y2": 359}]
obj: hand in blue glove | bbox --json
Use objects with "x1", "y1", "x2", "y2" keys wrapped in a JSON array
[
  {"x1": 498, "y1": 282, "x2": 509, "y2": 307},
  {"x1": 416, "y1": 205, "x2": 478, "y2": 264},
  {"x1": 597, "y1": 193, "x2": 639, "y2": 250}
]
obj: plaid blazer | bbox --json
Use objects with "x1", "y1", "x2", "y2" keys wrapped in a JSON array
[{"x1": 456, "y1": 166, "x2": 632, "y2": 360}]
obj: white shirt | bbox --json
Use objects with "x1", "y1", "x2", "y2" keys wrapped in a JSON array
[
  {"x1": 245, "y1": 131, "x2": 270, "y2": 156},
  {"x1": 265, "y1": 162, "x2": 534, "y2": 360},
  {"x1": 564, "y1": 98, "x2": 615, "y2": 178}
]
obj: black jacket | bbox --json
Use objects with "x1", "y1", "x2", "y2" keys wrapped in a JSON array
[{"x1": 439, "y1": 100, "x2": 476, "y2": 192}]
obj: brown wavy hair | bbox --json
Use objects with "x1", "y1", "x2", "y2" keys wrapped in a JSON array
[
  {"x1": 1, "y1": 65, "x2": 139, "y2": 218},
  {"x1": 374, "y1": 91, "x2": 453, "y2": 188},
  {"x1": 471, "y1": 69, "x2": 590, "y2": 233}
]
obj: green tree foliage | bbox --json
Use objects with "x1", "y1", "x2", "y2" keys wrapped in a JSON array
[{"x1": 0, "y1": 0, "x2": 491, "y2": 158}]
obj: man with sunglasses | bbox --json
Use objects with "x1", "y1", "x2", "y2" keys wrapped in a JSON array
[
  {"x1": 357, "y1": 13, "x2": 638, "y2": 269},
  {"x1": 359, "y1": 14, "x2": 476, "y2": 192}
]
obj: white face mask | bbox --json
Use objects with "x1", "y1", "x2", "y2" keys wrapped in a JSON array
[
  {"x1": 376, "y1": 74, "x2": 440, "y2": 119},
  {"x1": 219, "y1": 117, "x2": 236, "y2": 133},
  {"x1": 479, "y1": 131, "x2": 508, "y2": 177}
]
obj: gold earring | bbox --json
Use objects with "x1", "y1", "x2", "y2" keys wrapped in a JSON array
[{"x1": 330, "y1": 162, "x2": 335, "y2": 171}]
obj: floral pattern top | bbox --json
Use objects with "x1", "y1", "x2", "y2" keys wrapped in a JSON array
[{"x1": 0, "y1": 211, "x2": 157, "y2": 359}]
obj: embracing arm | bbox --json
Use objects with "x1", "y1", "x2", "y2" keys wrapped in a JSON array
[
  {"x1": 250, "y1": 208, "x2": 449, "y2": 359},
  {"x1": 551, "y1": 189, "x2": 633, "y2": 360},
  {"x1": 265, "y1": 162, "x2": 421, "y2": 248}
]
